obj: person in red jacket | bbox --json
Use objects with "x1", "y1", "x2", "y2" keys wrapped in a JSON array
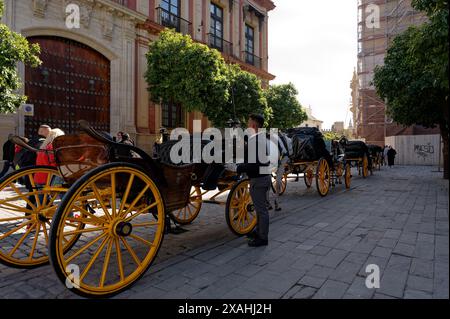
[{"x1": 34, "y1": 128, "x2": 65, "y2": 185}]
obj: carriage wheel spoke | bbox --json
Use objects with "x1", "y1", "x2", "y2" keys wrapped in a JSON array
[
  {"x1": 79, "y1": 235, "x2": 109, "y2": 283},
  {"x1": 28, "y1": 222, "x2": 40, "y2": 260},
  {"x1": 123, "y1": 202, "x2": 158, "y2": 223},
  {"x1": 110, "y1": 173, "x2": 117, "y2": 218},
  {"x1": 71, "y1": 204, "x2": 107, "y2": 225},
  {"x1": 0, "y1": 215, "x2": 32, "y2": 223},
  {"x1": 99, "y1": 238, "x2": 113, "y2": 288},
  {"x1": 0, "y1": 202, "x2": 35, "y2": 214},
  {"x1": 27, "y1": 174, "x2": 41, "y2": 208},
  {"x1": 8, "y1": 183, "x2": 37, "y2": 210},
  {"x1": 186, "y1": 204, "x2": 192, "y2": 218},
  {"x1": 63, "y1": 226, "x2": 107, "y2": 237},
  {"x1": 0, "y1": 220, "x2": 33, "y2": 240},
  {"x1": 91, "y1": 183, "x2": 112, "y2": 221},
  {"x1": 9, "y1": 223, "x2": 35, "y2": 257},
  {"x1": 175, "y1": 208, "x2": 183, "y2": 218},
  {"x1": 132, "y1": 222, "x2": 159, "y2": 228},
  {"x1": 118, "y1": 174, "x2": 135, "y2": 217},
  {"x1": 120, "y1": 237, "x2": 142, "y2": 267},
  {"x1": 120, "y1": 185, "x2": 150, "y2": 218},
  {"x1": 41, "y1": 222, "x2": 49, "y2": 245},
  {"x1": 46, "y1": 192, "x2": 61, "y2": 209},
  {"x1": 65, "y1": 233, "x2": 108, "y2": 264},
  {"x1": 129, "y1": 234, "x2": 154, "y2": 247},
  {"x1": 115, "y1": 237, "x2": 125, "y2": 281}
]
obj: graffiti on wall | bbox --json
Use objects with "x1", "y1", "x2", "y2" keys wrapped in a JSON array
[{"x1": 414, "y1": 143, "x2": 435, "y2": 160}]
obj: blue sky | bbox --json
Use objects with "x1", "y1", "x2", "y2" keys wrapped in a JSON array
[{"x1": 268, "y1": 0, "x2": 357, "y2": 129}]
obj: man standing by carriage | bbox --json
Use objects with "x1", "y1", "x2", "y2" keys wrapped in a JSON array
[{"x1": 237, "y1": 114, "x2": 273, "y2": 247}]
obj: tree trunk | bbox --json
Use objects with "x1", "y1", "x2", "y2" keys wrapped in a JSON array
[{"x1": 440, "y1": 124, "x2": 449, "y2": 180}]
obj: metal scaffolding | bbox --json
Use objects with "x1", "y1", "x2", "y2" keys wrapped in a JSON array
[{"x1": 354, "y1": 0, "x2": 427, "y2": 145}]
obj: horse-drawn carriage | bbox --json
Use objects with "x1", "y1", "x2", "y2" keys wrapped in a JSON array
[
  {"x1": 271, "y1": 128, "x2": 352, "y2": 198},
  {"x1": 0, "y1": 121, "x2": 255, "y2": 297},
  {"x1": 339, "y1": 137, "x2": 372, "y2": 178},
  {"x1": 367, "y1": 144, "x2": 383, "y2": 171}
]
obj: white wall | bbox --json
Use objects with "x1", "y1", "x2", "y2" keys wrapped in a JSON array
[{"x1": 385, "y1": 134, "x2": 444, "y2": 166}]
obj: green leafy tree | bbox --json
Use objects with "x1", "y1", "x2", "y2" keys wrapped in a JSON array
[
  {"x1": 207, "y1": 64, "x2": 271, "y2": 128},
  {"x1": 266, "y1": 83, "x2": 307, "y2": 129},
  {"x1": 145, "y1": 29, "x2": 271, "y2": 128},
  {"x1": 145, "y1": 29, "x2": 229, "y2": 115},
  {"x1": 0, "y1": 0, "x2": 41, "y2": 113},
  {"x1": 373, "y1": 0, "x2": 449, "y2": 179}
]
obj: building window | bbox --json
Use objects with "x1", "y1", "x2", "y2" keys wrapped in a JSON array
[
  {"x1": 162, "y1": 101, "x2": 185, "y2": 128},
  {"x1": 210, "y1": 3, "x2": 224, "y2": 50},
  {"x1": 161, "y1": 0, "x2": 179, "y2": 16},
  {"x1": 245, "y1": 24, "x2": 255, "y2": 64},
  {"x1": 159, "y1": 0, "x2": 180, "y2": 31}
]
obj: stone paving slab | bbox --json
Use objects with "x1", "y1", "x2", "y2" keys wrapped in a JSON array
[{"x1": 0, "y1": 165, "x2": 448, "y2": 299}]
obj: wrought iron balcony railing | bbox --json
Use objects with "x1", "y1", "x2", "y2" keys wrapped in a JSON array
[
  {"x1": 207, "y1": 33, "x2": 233, "y2": 56},
  {"x1": 111, "y1": 0, "x2": 128, "y2": 6},
  {"x1": 156, "y1": 7, "x2": 192, "y2": 36},
  {"x1": 243, "y1": 51, "x2": 262, "y2": 68}
]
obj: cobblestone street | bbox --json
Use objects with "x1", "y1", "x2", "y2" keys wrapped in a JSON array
[{"x1": 0, "y1": 165, "x2": 448, "y2": 299}]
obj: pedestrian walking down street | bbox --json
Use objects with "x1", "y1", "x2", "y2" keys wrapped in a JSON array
[
  {"x1": 387, "y1": 146, "x2": 397, "y2": 168},
  {"x1": 383, "y1": 145, "x2": 389, "y2": 166},
  {"x1": 237, "y1": 114, "x2": 272, "y2": 247},
  {"x1": 0, "y1": 135, "x2": 15, "y2": 178}
]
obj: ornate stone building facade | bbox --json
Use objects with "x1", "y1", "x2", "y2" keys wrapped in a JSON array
[{"x1": 0, "y1": 0, "x2": 275, "y2": 156}]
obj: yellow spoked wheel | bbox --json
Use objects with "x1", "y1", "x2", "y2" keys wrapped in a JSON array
[
  {"x1": 49, "y1": 163, "x2": 165, "y2": 298},
  {"x1": 169, "y1": 187, "x2": 202, "y2": 225},
  {"x1": 362, "y1": 155, "x2": 369, "y2": 178},
  {"x1": 304, "y1": 169, "x2": 314, "y2": 188},
  {"x1": 271, "y1": 173, "x2": 287, "y2": 196},
  {"x1": 225, "y1": 179, "x2": 257, "y2": 236},
  {"x1": 316, "y1": 159, "x2": 330, "y2": 197},
  {"x1": 0, "y1": 166, "x2": 70, "y2": 268},
  {"x1": 344, "y1": 163, "x2": 351, "y2": 189}
]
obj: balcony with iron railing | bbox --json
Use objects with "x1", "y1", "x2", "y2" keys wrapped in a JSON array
[
  {"x1": 207, "y1": 34, "x2": 233, "y2": 56},
  {"x1": 156, "y1": 7, "x2": 192, "y2": 36},
  {"x1": 110, "y1": 0, "x2": 128, "y2": 6},
  {"x1": 243, "y1": 51, "x2": 262, "y2": 69}
]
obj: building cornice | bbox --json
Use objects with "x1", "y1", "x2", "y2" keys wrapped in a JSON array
[
  {"x1": 96, "y1": 0, "x2": 147, "y2": 23},
  {"x1": 252, "y1": 0, "x2": 276, "y2": 11}
]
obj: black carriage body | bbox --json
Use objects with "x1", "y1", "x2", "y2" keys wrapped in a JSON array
[{"x1": 51, "y1": 122, "x2": 235, "y2": 213}]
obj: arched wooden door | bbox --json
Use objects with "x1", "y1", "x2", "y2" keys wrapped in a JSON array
[{"x1": 25, "y1": 36, "x2": 110, "y2": 136}]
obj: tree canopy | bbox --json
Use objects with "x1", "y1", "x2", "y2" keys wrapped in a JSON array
[
  {"x1": 145, "y1": 29, "x2": 273, "y2": 128},
  {"x1": 145, "y1": 29, "x2": 229, "y2": 115},
  {"x1": 205, "y1": 64, "x2": 271, "y2": 128},
  {"x1": 0, "y1": 0, "x2": 41, "y2": 113},
  {"x1": 265, "y1": 83, "x2": 307, "y2": 129},
  {"x1": 373, "y1": 0, "x2": 449, "y2": 178}
]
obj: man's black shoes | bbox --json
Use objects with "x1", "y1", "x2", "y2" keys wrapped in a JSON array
[{"x1": 248, "y1": 238, "x2": 268, "y2": 247}]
